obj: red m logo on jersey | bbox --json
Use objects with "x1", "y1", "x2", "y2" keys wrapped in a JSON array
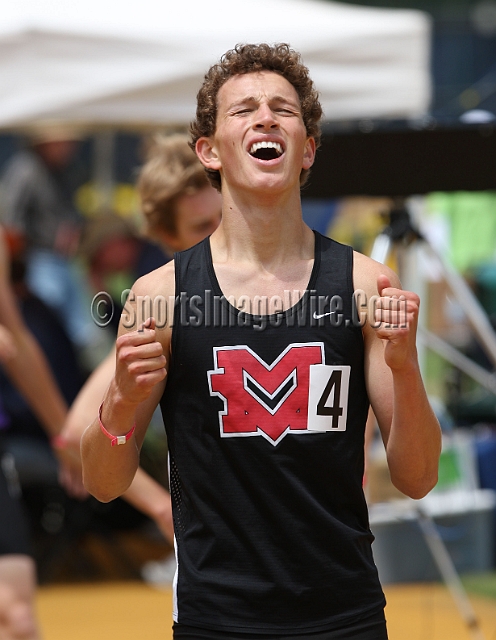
[{"x1": 208, "y1": 343, "x2": 324, "y2": 445}]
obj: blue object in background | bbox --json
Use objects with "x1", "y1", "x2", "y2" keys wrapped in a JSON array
[
  {"x1": 0, "y1": 135, "x2": 21, "y2": 173},
  {"x1": 301, "y1": 199, "x2": 339, "y2": 236},
  {"x1": 476, "y1": 434, "x2": 496, "y2": 492},
  {"x1": 475, "y1": 433, "x2": 496, "y2": 566}
]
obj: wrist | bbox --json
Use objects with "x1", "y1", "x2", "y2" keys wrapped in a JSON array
[
  {"x1": 98, "y1": 401, "x2": 136, "y2": 446},
  {"x1": 393, "y1": 362, "x2": 420, "y2": 377},
  {"x1": 388, "y1": 353, "x2": 420, "y2": 376},
  {"x1": 51, "y1": 434, "x2": 68, "y2": 449},
  {"x1": 106, "y1": 381, "x2": 143, "y2": 414}
]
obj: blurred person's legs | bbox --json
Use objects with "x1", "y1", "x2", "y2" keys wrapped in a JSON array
[
  {"x1": 0, "y1": 557, "x2": 39, "y2": 640},
  {"x1": 2, "y1": 436, "x2": 58, "y2": 487},
  {"x1": 0, "y1": 450, "x2": 40, "y2": 639}
]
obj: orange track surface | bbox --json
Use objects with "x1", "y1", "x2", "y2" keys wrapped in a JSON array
[{"x1": 36, "y1": 581, "x2": 496, "y2": 640}]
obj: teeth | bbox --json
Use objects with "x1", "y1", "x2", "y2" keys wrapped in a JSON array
[{"x1": 249, "y1": 141, "x2": 283, "y2": 155}]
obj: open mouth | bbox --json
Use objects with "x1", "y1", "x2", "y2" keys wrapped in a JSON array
[{"x1": 249, "y1": 141, "x2": 283, "y2": 161}]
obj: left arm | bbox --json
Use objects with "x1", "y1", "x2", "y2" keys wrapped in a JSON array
[{"x1": 356, "y1": 255, "x2": 442, "y2": 499}]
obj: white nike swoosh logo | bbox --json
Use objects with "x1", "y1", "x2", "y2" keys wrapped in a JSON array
[{"x1": 313, "y1": 311, "x2": 334, "y2": 320}]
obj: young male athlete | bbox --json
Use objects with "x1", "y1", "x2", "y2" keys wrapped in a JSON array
[{"x1": 81, "y1": 44, "x2": 442, "y2": 639}]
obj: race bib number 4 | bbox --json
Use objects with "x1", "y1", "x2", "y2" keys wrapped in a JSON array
[{"x1": 307, "y1": 365, "x2": 350, "y2": 432}]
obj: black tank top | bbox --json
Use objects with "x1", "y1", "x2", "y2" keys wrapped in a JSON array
[{"x1": 160, "y1": 231, "x2": 385, "y2": 634}]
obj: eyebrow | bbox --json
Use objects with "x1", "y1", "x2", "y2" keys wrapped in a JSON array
[{"x1": 227, "y1": 95, "x2": 300, "y2": 111}]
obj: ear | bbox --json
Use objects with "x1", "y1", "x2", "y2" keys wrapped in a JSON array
[
  {"x1": 302, "y1": 137, "x2": 316, "y2": 170},
  {"x1": 196, "y1": 137, "x2": 222, "y2": 171}
]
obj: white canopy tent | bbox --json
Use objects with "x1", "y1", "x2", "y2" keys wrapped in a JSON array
[{"x1": 0, "y1": 0, "x2": 432, "y2": 130}]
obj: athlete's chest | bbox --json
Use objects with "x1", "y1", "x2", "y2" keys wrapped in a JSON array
[{"x1": 211, "y1": 260, "x2": 315, "y2": 313}]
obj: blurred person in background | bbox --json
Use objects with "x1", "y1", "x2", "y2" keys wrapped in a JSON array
[
  {"x1": 0, "y1": 126, "x2": 102, "y2": 369},
  {"x1": 80, "y1": 210, "x2": 169, "y2": 334},
  {"x1": 0, "y1": 226, "x2": 85, "y2": 640},
  {"x1": 62, "y1": 132, "x2": 221, "y2": 579}
]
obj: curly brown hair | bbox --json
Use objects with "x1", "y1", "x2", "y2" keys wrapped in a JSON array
[{"x1": 190, "y1": 43, "x2": 322, "y2": 191}]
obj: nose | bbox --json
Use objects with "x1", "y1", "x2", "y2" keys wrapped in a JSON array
[{"x1": 254, "y1": 103, "x2": 278, "y2": 129}]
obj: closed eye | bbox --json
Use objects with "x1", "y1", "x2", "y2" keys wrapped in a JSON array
[{"x1": 275, "y1": 107, "x2": 299, "y2": 115}]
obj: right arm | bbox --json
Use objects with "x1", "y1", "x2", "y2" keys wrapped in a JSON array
[
  {"x1": 81, "y1": 263, "x2": 174, "y2": 503},
  {"x1": 63, "y1": 342, "x2": 174, "y2": 543}
]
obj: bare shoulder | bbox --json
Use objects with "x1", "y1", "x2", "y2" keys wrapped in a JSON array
[
  {"x1": 132, "y1": 260, "x2": 175, "y2": 299},
  {"x1": 119, "y1": 260, "x2": 176, "y2": 338},
  {"x1": 352, "y1": 250, "x2": 400, "y2": 296}
]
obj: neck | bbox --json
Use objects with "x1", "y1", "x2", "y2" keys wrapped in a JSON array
[{"x1": 212, "y1": 185, "x2": 313, "y2": 265}]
